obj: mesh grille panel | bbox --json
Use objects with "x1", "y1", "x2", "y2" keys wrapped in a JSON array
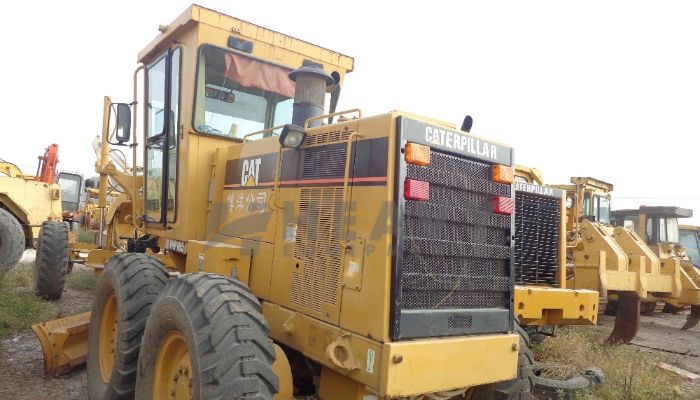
[
  {"x1": 303, "y1": 148, "x2": 346, "y2": 178},
  {"x1": 291, "y1": 187, "x2": 343, "y2": 313},
  {"x1": 400, "y1": 152, "x2": 512, "y2": 310},
  {"x1": 514, "y1": 191, "x2": 561, "y2": 285}
]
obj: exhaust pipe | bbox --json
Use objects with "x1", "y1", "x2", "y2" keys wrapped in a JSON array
[{"x1": 289, "y1": 60, "x2": 334, "y2": 128}]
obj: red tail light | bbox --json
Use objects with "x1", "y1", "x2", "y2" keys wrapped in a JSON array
[
  {"x1": 493, "y1": 196, "x2": 514, "y2": 215},
  {"x1": 404, "y1": 179, "x2": 429, "y2": 201}
]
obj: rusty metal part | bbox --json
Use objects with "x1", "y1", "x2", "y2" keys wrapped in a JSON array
[
  {"x1": 682, "y1": 305, "x2": 700, "y2": 330},
  {"x1": 31, "y1": 311, "x2": 91, "y2": 376},
  {"x1": 607, "y1": 293, "x2": 640, "y2": 344}
]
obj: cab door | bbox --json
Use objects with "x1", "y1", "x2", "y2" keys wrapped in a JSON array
[{"x1": 144, "y1": 48, "x2": 181, "y2": 225}]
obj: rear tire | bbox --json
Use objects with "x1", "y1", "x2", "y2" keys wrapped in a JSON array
[
  {"x1": 34, "y1": 221, "x2": 69, "y2": 299},
  {"x1": 0, "y1": 208, "x2": 24, "y2": 270},
  {"x1": 135, "y1": 273, "x2": 279, "y2": 399},
  {"x1": 87, "y1": 253, "x2": 168, "y2": 400}
]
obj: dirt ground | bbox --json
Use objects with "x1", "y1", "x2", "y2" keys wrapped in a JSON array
[{"x1": 1, "y1": 253, "x2": 699, "y2": 399}]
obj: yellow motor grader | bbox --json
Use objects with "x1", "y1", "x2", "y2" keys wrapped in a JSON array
[
  {"x1": 511, "y1": 166, "x2": 598, "y2": 328},
  {"x1": 32, "y1": 5, "x2": 550, "y2": 399},
  {"x1": 31, "y1": 6, "x2": 532, "y2": 399}
]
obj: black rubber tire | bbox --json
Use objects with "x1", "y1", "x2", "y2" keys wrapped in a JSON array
[
  {"x1": 0, "y1": 208, "x2": 24, "y2": 270},
  {"x1": 135, "y1": 273, "x2": 279, "y2": 399},
  {"x1": 533, "y1": 366, "x2": 604, "y2": 400},
  {"x1": 33, "y1": 221, "x2": 69, "y2": 299},
  {"x1": 472, "y1": 325, "x2": 535, "y2": 400},
  {"x1": 87, "y1": 253, "x2": 168, "y2": 400}
]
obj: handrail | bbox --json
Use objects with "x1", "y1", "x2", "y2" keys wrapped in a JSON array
[
  {"x1": 243, "y1": 124, "x2": 287, "y2": 142},
  {"x1": 304, "y1": 109, "x2": 362, "y2": 129},
  {"x1": 339, "y1": 132, "x2": 362, "y2": 248}
]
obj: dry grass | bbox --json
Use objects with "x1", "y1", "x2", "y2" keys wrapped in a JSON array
[
  {"x1": 65, "y1": 268, "x2": 97, "y2": 292},
  {"x1": 0, "y1": 262, "x2": 51, "y2": 341},
  {"x1": 532, "y1": 327, "x2": 699, "y2": 400}
]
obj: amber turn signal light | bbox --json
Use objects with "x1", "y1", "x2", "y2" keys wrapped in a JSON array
[
  {"x1": 405, "y1": 143, "x2": 431, "y2": 166},
  {"x1": 492, "y1": 164, "x2": 514, "y2": 184}
]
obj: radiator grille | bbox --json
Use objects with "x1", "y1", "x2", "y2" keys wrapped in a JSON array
[
  {"x1": 291, "y1": 187, "x2": 343, "y2": 312},
  {"x1": 401, "y1": 151, "x2": 512, "y2": 310},
  {"x1": 514, "y1": 191, "x2": 560, "y2": 285}
]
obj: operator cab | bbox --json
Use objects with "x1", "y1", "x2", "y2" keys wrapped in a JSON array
[
  {"x1": 679, "y1": 225, "x2": 700, "y2": 267},
  {"x1": 57, "y1": 172, "x2": 83, "y2": 214},
  {"x1": 611, "y1": 206, "x2": 692, "y2": 245}
]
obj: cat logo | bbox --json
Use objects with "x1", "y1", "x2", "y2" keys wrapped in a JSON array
[{"x1": 241, "y1": 158, "x2": 262, "y2": 187}]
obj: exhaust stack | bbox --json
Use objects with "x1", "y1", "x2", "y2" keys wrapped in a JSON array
[{"x1": 289, "y1": 60, "x2": 335, "y2": 128}]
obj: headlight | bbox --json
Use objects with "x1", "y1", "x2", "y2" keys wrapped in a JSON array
[{"x1": 279, "y1": 124, "x2": 307, "y2": 149}]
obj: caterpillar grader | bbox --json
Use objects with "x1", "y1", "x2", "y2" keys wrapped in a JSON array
[{"x1": 31, "y1": 5, "x2": 544, "y2": 399}]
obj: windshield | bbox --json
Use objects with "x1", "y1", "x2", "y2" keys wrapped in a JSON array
[
  {"x1": 597, "y1": 196, "x2": 610, "y2": 224},
  {"x1": 680, "y1": 230, "x2": 700, "y2": 267},
  {"x1": 194, "y1": 46, "x2": 294, "y2": 139},
  {"x1": 58, "y1": 173, "x2": 81, "y2": 212}
]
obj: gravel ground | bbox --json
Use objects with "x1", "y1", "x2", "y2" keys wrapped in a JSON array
[{"x1": 1, "y1": 252, "x2": 699, "y2": 399}]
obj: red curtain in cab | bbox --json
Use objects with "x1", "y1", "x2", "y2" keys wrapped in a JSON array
[{"x1": 224, "y1": 52, "x2": 295, "y2": 98}]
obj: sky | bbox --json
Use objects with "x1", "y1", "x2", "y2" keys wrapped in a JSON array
[{"x1": 1, "y1": 1, "x2": 699, "y2": 223}]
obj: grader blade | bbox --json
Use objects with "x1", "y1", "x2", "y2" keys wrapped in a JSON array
[
  {"x1": 681, "y1": 305, "x2": 700, "y2": 330},
  {"x1": 31, "y1": 312, "x2": 91, "y2": 376},
  {"x1": 607, "y1": 294, "x2": 640, "y2": 344}
]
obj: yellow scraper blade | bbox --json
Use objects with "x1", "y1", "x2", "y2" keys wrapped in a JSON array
[{"x1": 31, "y1": 311, "x2": 91, "y2": 376}]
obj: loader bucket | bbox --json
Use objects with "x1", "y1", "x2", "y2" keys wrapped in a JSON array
[
  {"x1": 606, "y1": 293, "x2": 640, "y2": 344},
  {"x1": 681, "y1": 305, "x2": 700, "y2": 330},
  {"x1": 31, "y1": 311, "x2": 91, "y2": 376}
]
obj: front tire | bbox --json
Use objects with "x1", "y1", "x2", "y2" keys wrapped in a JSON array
[
  {"x1": 34, "y1": 221, "x2": 69, "y2": 299},
  {"x1": 136, "y1": 273, "x2": 279, "y2": 399},
  {"x1": 0, "y1": 208, "x2": 25, "y2": 270},
  {"x1": 87, "y1": 253, "x2": 168, "y2": 400}
]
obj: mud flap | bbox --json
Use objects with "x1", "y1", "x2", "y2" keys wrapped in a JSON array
[
  {"x1": 682, "y1": 305, "x2": 700, "y2": 331},
  {"x1": 31, "y1": 311, "x2": 91, "y2": 376},
  {"x1": 607, "y1": 293, "x2": 640, "y2": 344}
]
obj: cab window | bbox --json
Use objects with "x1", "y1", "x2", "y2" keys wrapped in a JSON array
[
  {"x1": 194, "y1": 45, "x2": 294, "y2": 139},
  {"x1": 680, "y1": 230, "x2": 700, "y2": 267},
  {"x1": 597, "y1": 196, "x2": 610, "y2": 224}
]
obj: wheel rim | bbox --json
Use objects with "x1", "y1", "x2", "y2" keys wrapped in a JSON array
[
  {"x1": 153, "y1": 331, "x2": 193, "y2": 400},
  {"x1": 99, "y1": 293, "x2": 118, "y2": 382}
]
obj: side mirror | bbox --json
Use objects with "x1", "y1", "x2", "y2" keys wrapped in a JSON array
[
  {"x1": 115, "y1": 103, "x2": 132, "y2": 143},
  {"x1": 85, "y1": 177, "x2": 99, "y2": 190},
  {"x1": 279, "y1": 124, "x2": 307, "y2": 148}
]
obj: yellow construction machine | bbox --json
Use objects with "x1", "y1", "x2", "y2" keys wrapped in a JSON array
[
  {"x1": 0, "y1": 145, "x2": 63, "y2": 269},
  {"x1": 680, "y1": 224, "x2": 700, "y2": 268},
  {"x1": 0, "y1": 145, "x2": 87, "y2": 301},
  {"x1": 612, "y1": 206, "x2": 700, "y2": 330},
  {"x1": 512, "y1": 166, "x2": 598, "y2": 328},
  {"x1": 31, "y1": 5, "x2": 549, "y2": 399},
  {"x1": 552, "y1": 178, "x2": 700, "y2": 341}
]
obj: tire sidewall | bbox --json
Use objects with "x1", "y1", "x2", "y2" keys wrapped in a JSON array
[
  {"x1": 87, "y1": 265, "x2": 120, "y2": 399},
  {"x1": 136, "y1": 296, "x2": 201, "y2": 400}
]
